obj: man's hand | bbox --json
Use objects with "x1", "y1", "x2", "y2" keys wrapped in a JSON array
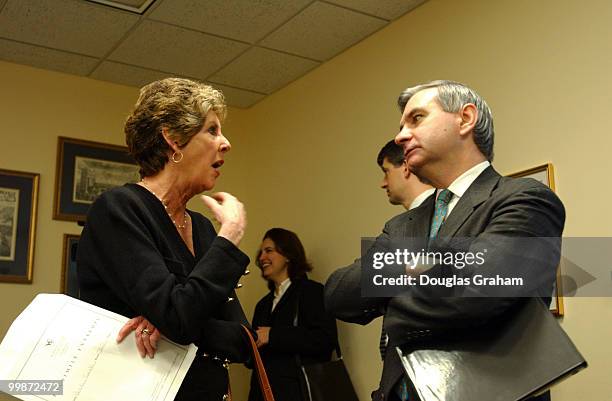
[{"x1": 116, "y1": 316, "x2": 160, "y2": 358}]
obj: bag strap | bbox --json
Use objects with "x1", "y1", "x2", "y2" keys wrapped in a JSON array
[{"x1": 240, "y1": 324, "x2": 276, "y2": 401}]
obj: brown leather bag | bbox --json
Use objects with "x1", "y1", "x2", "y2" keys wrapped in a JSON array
[{"x1": 227, "y1": 325, "x2": 275, "y2": 401}]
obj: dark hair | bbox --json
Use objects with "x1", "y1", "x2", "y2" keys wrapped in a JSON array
[
  {"x1": 124, "y1": 78, "x2": 227, "y2": 178},
  {"x1": 377, "y1": 139, "x2": 405, "y2": 167},
  {"x1": 256, "y1": 228, "x2": 313, "y2": 291}
]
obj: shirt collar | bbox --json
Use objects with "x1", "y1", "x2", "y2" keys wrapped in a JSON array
[
  {"x1": 446, "y1": 161, "x2": 490, "y2": 198},
  {"x1": 409, "y1": 188, "x2": 436, "y2": 210},
  {"x1": 274, "y1": 277, "x2": 292, "y2": 297}
]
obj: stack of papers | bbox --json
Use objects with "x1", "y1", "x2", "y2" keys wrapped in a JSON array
[{"x1": 0, "y1": 294, "x2": 196, "y2": 401}]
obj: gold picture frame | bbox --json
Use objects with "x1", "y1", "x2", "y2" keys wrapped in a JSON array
[
  {"x1": 53, "y1": 136, "x2": 139, "y2": 222},
  {"x1": 0, "y1": 168, "x2": 39, "y2": 283},
  {"x1": 508, "y1": 163, "x2": 564, "y2": 316},
  {"x1": 61, "y1": 234, "x2": 80, "y2": 298}
]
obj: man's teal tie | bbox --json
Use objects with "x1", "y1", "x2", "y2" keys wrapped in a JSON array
[
  {"x1": 396, "y1": 189, "x2": 453, "y2": 401},
  {"x1": 429, "y1": 189, "x2": 453, "y2": 238}
]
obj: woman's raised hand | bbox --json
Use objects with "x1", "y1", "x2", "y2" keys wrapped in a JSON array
[{"x1": 201, "y1": 192, "x2": 246, "y2": 246}]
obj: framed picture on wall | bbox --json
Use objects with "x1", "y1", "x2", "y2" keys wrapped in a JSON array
[
  {"x1": 508, "y1": 163, "x2": 564, "y2": 316},
  {"x1": 53, "y1": 136, "x2": 140, "y2": 222},
  {"x1": 0, "y1": 168, "x2": 39, "y2": 283},
  {"x1": 61, "y1": 234, "x2": 80, "y2": 298}
]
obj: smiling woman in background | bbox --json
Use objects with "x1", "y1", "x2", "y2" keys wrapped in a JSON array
[
  {"x1": 77, "y1": 78, "x2": 251, "y2": 401},
  {"x1": 248, "y1": 228, "x2": 338, "y2": 401}
]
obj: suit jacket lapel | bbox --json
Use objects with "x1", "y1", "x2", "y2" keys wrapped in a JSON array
[
  {"x1": 271, "y1": 280, "x2": 299, "y2": 317},
  {"x1": 404, "y1": 194, "x2": 435, "y2": 238},
  {"x1": 257, "y1": 293, "x2": 274, "y2": 326},
  {"x1": 437, "y1": 166, "x2": 501, "y2": 237}
]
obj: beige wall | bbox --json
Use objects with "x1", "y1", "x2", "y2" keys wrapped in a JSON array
[
  {"x1": 2, "y1": 0, "x2": 612, "y2": 399},
  {"x1": 0, "y1": 61, "x2": 136, "y2": 335}
]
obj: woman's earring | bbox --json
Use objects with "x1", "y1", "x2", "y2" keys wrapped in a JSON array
[{"x1": 172, "y1": 150, "x2": 184, "y2": 163}]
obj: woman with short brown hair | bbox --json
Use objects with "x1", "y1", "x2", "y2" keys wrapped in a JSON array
[{"x1": 78, "y1": 78, "x2": 250, "y2": 401}]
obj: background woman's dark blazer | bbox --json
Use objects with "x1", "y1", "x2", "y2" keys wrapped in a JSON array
[{"x1": 248, "y1": 277, "x2": 338, "y2": 401}]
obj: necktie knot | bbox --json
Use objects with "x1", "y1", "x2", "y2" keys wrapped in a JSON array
[{"x1": 438, "y1": 189, "x2": 453, "y2": 205}]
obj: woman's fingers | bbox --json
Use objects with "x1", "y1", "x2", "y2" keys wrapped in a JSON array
[
  {"x1": 141, "y1": 328, "x2": 156, "y2": 358},
  {"x1": 116, "y1": 316, "x2": 158, "y2": 358},
  {"x1": 200, "y1": 194, "x2": 219, "y2": 213},
  {"x1": 116, "y1": 316, "x2": 143, "y2": 343},
  {"x1": 149, "y1": 329, "x2": 160, "y2": 350},
  {"x1": 135, "y1": 321, "x2": 149, "y2": 358},
  {"x1": 201, "y1": 192, "x2": 246, "y2": 246},
  {"x1": 201, "y1": 193, "x2": 244, "y2": 224}
]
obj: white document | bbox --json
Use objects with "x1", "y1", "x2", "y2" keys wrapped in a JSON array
[{"x1": 0, "y1": 294, "x2": 197, "y2": 401}]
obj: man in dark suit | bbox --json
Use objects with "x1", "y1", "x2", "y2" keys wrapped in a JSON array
[
  {"x1": 324, "y1": 80, "x2": 565, "y2": 401},
  {"x1": 376, "y1": 139, "x2": 434, "y2": 361}
]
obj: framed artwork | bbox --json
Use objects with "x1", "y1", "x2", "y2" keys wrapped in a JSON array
[
  {"x1": 61, "y1": 234, "x2": 80, "y2": 298},
  {"x1": 0, "y1": 168, "x2": 39, "y2": 283},
  {"x1": 508, "y1": 163, "x2": 564, "y2": 316},
  {"x1": 53, "y1": 136, "x2": 140, "y2": 222}
]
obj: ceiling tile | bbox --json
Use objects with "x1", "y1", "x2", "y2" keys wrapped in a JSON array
[
  {"x1": 149, "y1": 0, "x2": 312, "y2": 43},
  {"x1": 90, "y1": 61, "x2": 173, "y2": 88},
  {"x1": 324, "y1": 0, "x2": 427, "y2": 20},
  {"x1": 260, "y1": 1, "x2": 387, "y2": 61},
  {"x1": 108, "y1": 20, "x2": 249, "y2": 79},
  {"x1": 89, "y1": 61, "x2": 263, "y2": 108},
  {"x1": 112, "y1": 0, "x2": 150, "y2": 6},
  {"x1": 0, "y1": 0, "x2": 139, "y2": 57},
  {"x1": 209, "y1": 47, "x2": 319, "y2": 94},
  {"x1": 0, "y1": 38, "x2": 99, "y2": 76},
  {"x1": 87, "y1": 0, "x2": 155, "y2": 14},
  {"x1": 208, "y1": 83, "x2": 265, "y2": 109}
]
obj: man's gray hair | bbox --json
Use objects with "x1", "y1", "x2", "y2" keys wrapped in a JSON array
[{"x1": 397, "y1": 80, "x2": 494, "y2": 161}]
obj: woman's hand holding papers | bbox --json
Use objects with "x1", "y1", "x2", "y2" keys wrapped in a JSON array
[{"x1": 116, "y1": 316, "x2": 160, "y2": 359}]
